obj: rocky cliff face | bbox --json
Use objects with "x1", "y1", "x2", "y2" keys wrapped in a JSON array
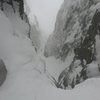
[{"x1": 45, "y1": 0, "x2": 100, "y2": 89}]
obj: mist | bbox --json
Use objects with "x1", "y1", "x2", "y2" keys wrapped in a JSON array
[{"x1": 26, "y1": 0, "x2": 64, "y2": 37}]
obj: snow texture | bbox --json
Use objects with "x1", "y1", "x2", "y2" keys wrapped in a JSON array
[{"x1": 0, "y1": 0, "x2": 100, "y2": 100}]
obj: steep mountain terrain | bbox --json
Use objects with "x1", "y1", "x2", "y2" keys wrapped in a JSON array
[
  {"x1": 0, "y1": 0, "x2": 42, "y2": 52},
  {"x1": 45, "y1": 0, "x2": 100, "y2": 89},
  {"x1": 0, "y1": 0, "x2": 100, "y2": 100}
]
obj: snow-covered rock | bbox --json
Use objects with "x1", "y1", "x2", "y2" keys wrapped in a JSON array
[
  {"x1": 0, "y1": 0, "x2": 42, "y2": 52},
  {"x1": 45, "y1": 0, "x2": 100, "y2": 59},
  {"x1": 0, "y1": 1, "x2": 100, "y2": 100},
  {"x1": 45, "y1": 0, "x2": 100, "y2": 89},
  {"x1": 0, "y1": 0, "x2": 56, "y2": 89}
]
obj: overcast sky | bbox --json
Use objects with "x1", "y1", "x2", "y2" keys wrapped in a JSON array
[{"x1": 26, "y1": 0, "x2": 64, "y2": 37}]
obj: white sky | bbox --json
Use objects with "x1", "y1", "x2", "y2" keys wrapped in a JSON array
[{"x1": 26, "y1": 0, "x2": 64, "y2": 36}]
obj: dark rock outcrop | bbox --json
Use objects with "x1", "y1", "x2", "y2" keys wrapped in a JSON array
[{"x1": 0, "y1": 59, "x2": 7, "y2": 86}]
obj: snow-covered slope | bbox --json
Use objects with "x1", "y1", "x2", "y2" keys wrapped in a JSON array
[
  {"x1": 0, "y1": 0, "x2": 42, "y2": 52},
  {"x1": 0, "y1": 10, "x2": 100, "y2": 100},
  {"x1": 0, "y1": 0, "x2": 54, "y2": 84},
  {"x1": 0, "y1": 1, "x2": 56, "y2": 97}
]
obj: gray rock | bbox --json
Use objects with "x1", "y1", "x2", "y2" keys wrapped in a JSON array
[{"x1": 0, "y1": 59, "x2": 7, "y2": 86}]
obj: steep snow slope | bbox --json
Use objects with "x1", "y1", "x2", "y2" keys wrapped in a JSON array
[
  {"x1": 0, "y1": 0, "x2": 100, "y2": 100},
  {"x1": 0, "y1": 6, "x2": 54, "y2": 100},
  {"x1": 0, "y1": 9, "x2": 100, "y2": 100},
  {"x1": 0, "y1": 0, "x2": 42, "y2": 52}
]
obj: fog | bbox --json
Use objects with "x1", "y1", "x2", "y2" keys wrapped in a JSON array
[{"x1": 26, "y1": 0, "x2": 64, "y2": 37}]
